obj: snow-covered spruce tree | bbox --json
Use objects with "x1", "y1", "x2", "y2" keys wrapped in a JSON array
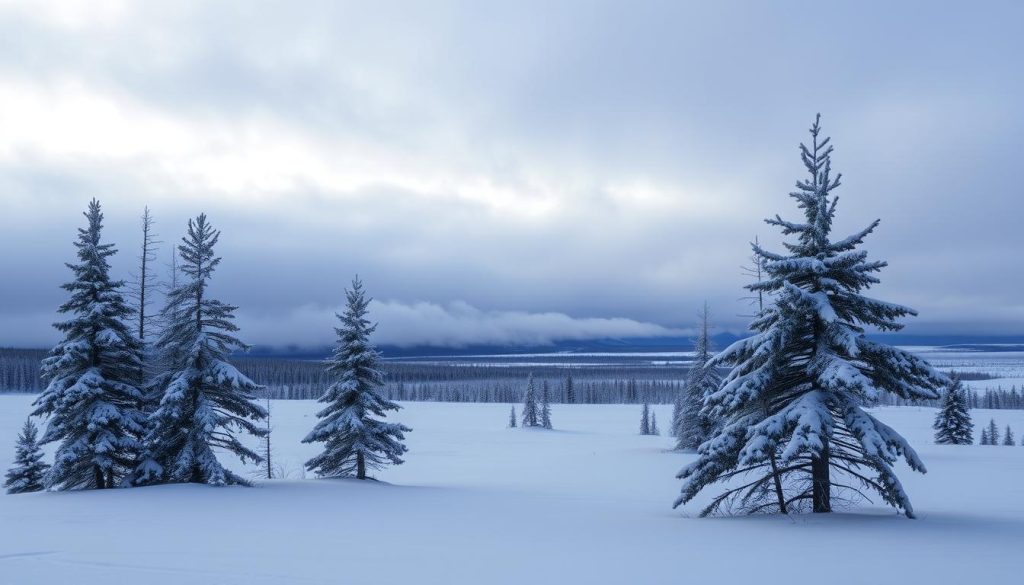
[
  {"x1": 933, "y1": 377, "x2": 973, "y2": 445},
  {"x1": 303, "y1": 277, "x2": 411, "y2": 480},
  {"x1": 32, "y1": 199, "x2": 146, "y2": 490},
  {"x1": 675, "y1": 116, "x2": 946, "y2": 518},
  {"x1": 986, "y1": 420, "x2": 999, "y2": 446},
  {"x1": 5, "y1": 419, "x2": 50, "y2": 494},
  {"x1": 134, "y1": 214, "x2": 267, "y2": 486},
  {"x1": 650, "y1": 411, "x2": 660, "y2": 436},
  {"x1": 1003, "y1": 426, "x2": 1014, "y2": 446},
  {"x1": 979, "y1": 428, "x2": 989, "y2": 445},
  {"x1": 640, "y1": 403, "x2": 651, "y2": 435},
  {"x1": 540, "y1": 380, "x2": 553, "y2": 429},
  {"x1": 676, "y1": 305, "x2": 720, "y2": 451},
  {"x1": 509, "y1": 406, "x2": 517, "y2": 428},
  {"x1": 521, "y1": 374, "x2": 539, "y2": 427}
]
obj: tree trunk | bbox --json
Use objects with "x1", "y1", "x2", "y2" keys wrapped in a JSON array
[
  {"x1": 94, "y1": 465, "x2": 106, "y2": 489},
  {"x1": 769, "y1": 450, "x2": 788, "y2": 514},
  {"x1": 811, "y1": 440, "x2": 831, "y2": 513},
  {"x1": 356, "y1": 452, "x2": 366, "y2": 480}
]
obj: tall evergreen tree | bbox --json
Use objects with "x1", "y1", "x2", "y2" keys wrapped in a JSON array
[
  {"x1": 33, "y1": 199, "x2": 146, "y2": 490},
  {"x1": 675, "y1": 116, "x2": 945, "y2": 518},
  {"x1": 521, "y1": 374, "x2": 539, "y2": 428},
  {"x1": 650, "y1": 411, "x2": 660, "y2": 436},
  {"x1": 640, "y1": 403, "x2": 651, "y2": 435},
  {"x1": 676, "y1": 305, "x2": 720, "y2": 451},
  {"x1": 540, "y1": 380, "x2": 553, "y2": 429},
  {"x1": 933, "y1": 377, "x2": 974, "y2": 445},
  {"x1": 509, "y1": 406, "x2": 517, "y2": 428},
  {"x1": 980, "y1": 428, "x2": 990, "y2": 445},
  {"x1": 303, "y1": 277, "x2": 411, "y2": 479},
  {"x1": 135, "y1": 214, "x2": 267, "y2": 486},
  {"x1": 5, "y1": 419, "x2": 50, "y2": 494},
  {"x1": 1003, "y1": 426, "x2": 1014, "y2": 446}
]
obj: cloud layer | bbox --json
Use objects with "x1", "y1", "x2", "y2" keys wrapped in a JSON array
[{"x1": 1, "y1": 1, "x2": 1022, "y2": 346}]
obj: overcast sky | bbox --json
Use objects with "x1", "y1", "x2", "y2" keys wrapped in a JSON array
[{"x1": 1, "y1": 0, "x2": 1021, "y2": 348}]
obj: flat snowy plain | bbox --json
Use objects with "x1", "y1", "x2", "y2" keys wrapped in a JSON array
[{"x1": 1, "y1": 394, "x2": 1023, "y2": 585}]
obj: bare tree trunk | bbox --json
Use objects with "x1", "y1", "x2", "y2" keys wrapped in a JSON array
[
  {"x1": 264, "y1": 395, "x2": 273, "y2": 480},
  {"x1": 94, "y1": 465, "x2": 106, "y2": 489},
  {"x1": 812, "y1": 440, "x2": 831, "y2": 513},
  {"x1": 135, "y1": 208, "x2": 158, "y2": 391},
  {"x1": 356, "y1": 452, "x2": 366, "y2": 480}
]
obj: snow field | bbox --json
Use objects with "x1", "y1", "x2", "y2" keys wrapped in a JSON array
[{"x1": 1, "y1": 395, "x2": 1023, "y2": 585}]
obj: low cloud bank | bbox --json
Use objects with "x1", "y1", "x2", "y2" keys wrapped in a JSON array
[{"x1": 237, "y1": 299, "x2": 685, "y2": 349}]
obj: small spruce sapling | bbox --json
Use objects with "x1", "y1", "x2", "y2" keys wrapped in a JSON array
[
  {"x1": 933, "y1": 377, "x2": 974, "y2": 445},
  {"x1": 987, "y1": 419, "x2": 999, "y2": 446},
  {"x1": 540, "y1": 380, "x2": 553, "y2": 429},
  {"x1": 521, "y1": 374, "x2": 539, "y2": 428},
  {"x1": 4, "y1": 419, "x2": 50, "y2": 494}
]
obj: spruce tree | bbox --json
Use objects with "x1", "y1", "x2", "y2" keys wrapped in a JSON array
[
  {"x1": 135, "y1": 214, "x2": 267, "y2": 486},
  {"x1": 5, "y1": 419, "x2": 50, "y2": 494},
  {"x1": 1003, "y1": 426, "x2": 1014, "y2": 446},
  {"x1": 980, "y1": 428, "x2": 989, "y2": 445},
  {"x1": 987, "y1": 419, "x2": 999, "y2": 446},
  {"x1": 676, "y1": 305, "x2": 720, "y2": 451},
  {"x1": 521, "y1": 374, "x2": 539, "y2": 427},
  {"x1": 33, "y1": 199, "x2": 146, "y2": 490},
  {"x1": 640, "y1": 403, "x2": 651, "y2": 435},
  {"x1": 509, "y1": 406, "x2": 517, "y2": 428},
  {"x1": 675, "y1": 116, "x2": 945, "y2": 518},
  {"x1": 565, "y1": 372, "x2": 575, "y2": 404},
  {"x1": 540, "y1": 380, "x2": 553, "y2": 429},
  {"x1": 303, "y1": 277, "x2": 411, "y2": 479},
  {"x1": 933, "y1": 377, "x2": 973, "y2": 445},
  {"x1": 650, "y1": 411, "x2": 660, "y2": 436}
]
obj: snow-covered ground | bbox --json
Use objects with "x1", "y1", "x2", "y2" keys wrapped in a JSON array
[{"x1": 1, "y1": 395, "x2": 1023, "y2": 585}]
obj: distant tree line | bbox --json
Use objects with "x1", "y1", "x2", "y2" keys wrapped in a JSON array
[
  {"x1": 4, "y1": 347, "x2": 1023, "y2": 409},
  {"x1": 0, "y1": 349, "x2": 45, "y2": 393}
]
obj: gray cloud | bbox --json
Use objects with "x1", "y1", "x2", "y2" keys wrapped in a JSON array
[{"x1": 0, "y1": 0, "x2": 1022, "y2": 347}]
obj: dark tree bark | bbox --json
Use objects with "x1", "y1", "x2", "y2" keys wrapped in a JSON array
[{"x1": 812, "y1": 441, "x2": 831, "y2": 513}]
